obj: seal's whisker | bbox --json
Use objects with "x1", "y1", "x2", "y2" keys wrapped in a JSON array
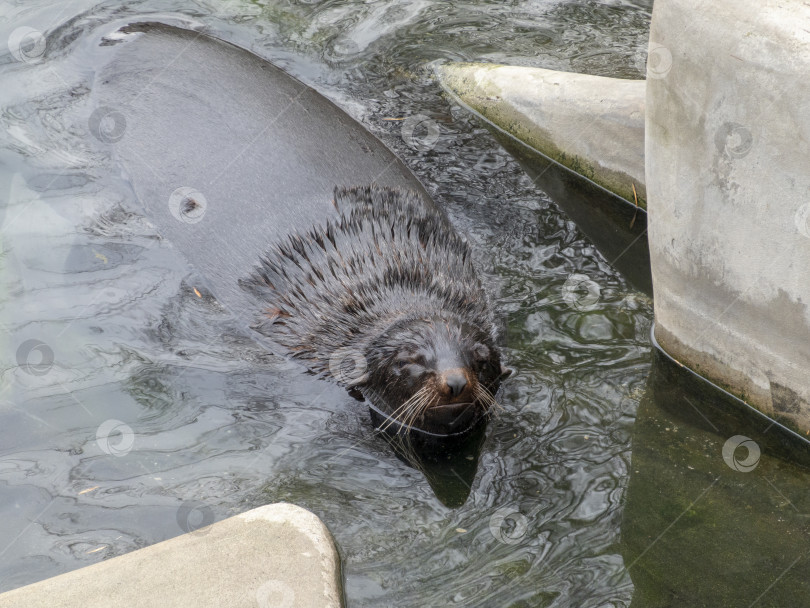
[
  {"x1": 400, "y1": 389, "x2": 432, "y2": 435},
  {"x1": 405, "y1": 392, "x2": 437, "y2": 437},
  {"x1": 399, "y1": 389, "x2": 433, "y2": 436},
  {"x1": 472, "y1": 383, "x2": 486, "y2": 406},
  {"x1": 386, "y1": 430, "x2": 421, "y2": 470},
  {"x1": 379, "y1": 402, "x2": 412, "y2": 434},
  {"x1": 384, "y1": 387, "x2": 425, "y2": 424},
  {"x1": 475, "y1": 383, "x2": 502, "y2": 414},
  {"x1": 403, "y1": 397, "x2": 428, "y2": 434},
  {"x1": 400, "y1": 388, "x2": 432, "y2": 427},
  {"x1": 379, "y1": 386, "x2": 429, "y2": 434}
]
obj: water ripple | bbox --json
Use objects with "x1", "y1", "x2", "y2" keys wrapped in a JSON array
[{"x1": 0, "y1": 1, "x2": 655, "y2": 605}]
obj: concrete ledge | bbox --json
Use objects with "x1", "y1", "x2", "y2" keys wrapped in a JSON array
[
  {"x1": 646, "y1": 0, "x2": 810, "y2": 434},
  {"x1": 436, "y1": 62, "x2": 646, "y2": 206},
  {"x1": 0, "y1": 503, "x2": 344, "y2": 608}
]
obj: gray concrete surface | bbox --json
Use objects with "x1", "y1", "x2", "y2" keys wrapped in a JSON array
[
  {"x1": 436, "y1": 62, "x2": 646, "y2": 206},
  {"x1": 646, "y1": 0, "x2": 810, "y2": 433},
  {"x1": 0, "y1": 503, "x2": 344, "y2": 608}
]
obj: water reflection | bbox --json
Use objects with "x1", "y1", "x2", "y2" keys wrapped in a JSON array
[
  {"x1": 622, "y1": 345, "x2": 810, "y2": 607},
  {"x1": 489, "y1": 132, "x2": 652, "y2": 296},
  {"x1": 381, "y1": 419, "x2": 489, "y2": 509}
]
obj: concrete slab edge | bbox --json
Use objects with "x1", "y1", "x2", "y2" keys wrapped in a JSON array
[
  {"x1": 434, "y1": 62, "x2": 646, "y2": 207},
  {"x1": 0, "y1": 502, "x2": 345, "y2": 608}
]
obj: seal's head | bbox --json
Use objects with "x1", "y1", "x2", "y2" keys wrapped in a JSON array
[
  {"x1": 363, "y1": 316, "x2": 508, "y2": 434},
  {"x1": 241, "y1": 184, "x2": 511, "y2": 436}
]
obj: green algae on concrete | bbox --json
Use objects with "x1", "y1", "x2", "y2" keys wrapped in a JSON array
[
  {"x1": 436, "y1": 62, "x2": 646, "y2": 207},
  {"x1": 621, "y1": 353, "x2": 810, "y2": 607},
  {"x1": 0, "y1": 503, "x2": 344, "y2": 608}
]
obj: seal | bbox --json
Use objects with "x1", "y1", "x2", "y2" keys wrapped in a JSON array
[
  {"x1": 241, "y1": 184, "x2": 511, "y2": 435},
  {"x1": 92, "y1": 22, "x2": 510, "y2": 436}
]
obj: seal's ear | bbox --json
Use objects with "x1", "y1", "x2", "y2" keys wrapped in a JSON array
[{"x1": 499, "y1": 365, "x2": 514, "y2": 380}]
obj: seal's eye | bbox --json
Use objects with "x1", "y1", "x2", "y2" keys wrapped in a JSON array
[
  {"x1": 395, "y1": 354, "x2": 427, "y2": 369},
  {"x1": 472, "y1": 343, "x2": 490, "y2": 362},
  {"x1": 411, "y1": 354, "x2": 428, "y2": 368}
]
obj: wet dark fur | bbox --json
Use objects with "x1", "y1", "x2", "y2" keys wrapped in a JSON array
[{"x1": 239, "y1": 185, "x2": 507, "y2": 432}]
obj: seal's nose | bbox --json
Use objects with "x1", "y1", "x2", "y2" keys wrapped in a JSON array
[{"x1": 445, "y1": 373, "x2": 467, "y2": 398}]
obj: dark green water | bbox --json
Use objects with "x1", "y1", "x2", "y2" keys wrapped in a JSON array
[{"x1": 1, "y1": 1, "x2": 808, "y2": 606}]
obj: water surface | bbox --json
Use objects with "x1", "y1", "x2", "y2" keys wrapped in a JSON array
[{"x1": 2, "y1": 1, "x2": 808, "y2": 607}]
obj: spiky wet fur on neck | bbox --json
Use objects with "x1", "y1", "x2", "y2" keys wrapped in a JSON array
[{"x1": 239, "y1": 185, "x2": 496, "y2": 386}]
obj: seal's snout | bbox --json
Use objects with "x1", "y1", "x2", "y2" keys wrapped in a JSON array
[
  {"x1": 444, "y1": 371, "x2": 467, "y2": 398},
  {"x1": 438, "y1": 368, "x2": 475, "y2": 404}
]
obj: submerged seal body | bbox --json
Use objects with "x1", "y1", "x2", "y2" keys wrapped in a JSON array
[
  {"x1": 92, "y1": 22, "x2": 509, "y2": 436},
  {"x1": 242, "y1": 185, "x2": 510, "y2": 435}
]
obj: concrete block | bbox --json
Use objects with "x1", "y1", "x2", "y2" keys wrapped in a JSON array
[
  {"x1": 436, "y1": 62, "x2": 646, "y2": 206},
  {"x1": 646, "y1": 0, "x2": 810, "y2": 432},
  {"x1": 0, "y1": 503, "x2": 344, "y2": 608}
]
